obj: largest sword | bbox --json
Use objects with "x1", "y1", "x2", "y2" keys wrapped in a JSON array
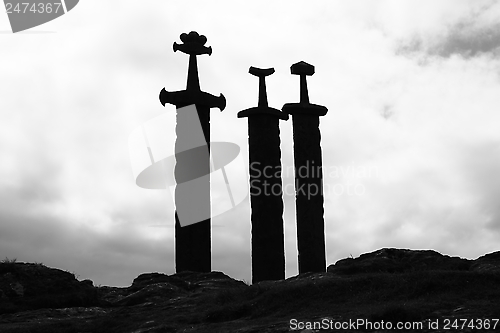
[{"x1": 160, "y1": 31, "x2": 226, "y2": 273}]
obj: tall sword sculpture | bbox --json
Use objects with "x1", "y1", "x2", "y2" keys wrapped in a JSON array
[
  {"x1": 282, "y1": 61, "x2": 327, "y2": 274},
  {"x1": 160, "y1": 31, "x2": 226, "y2": 273},
  {"x1": 238, "y1": 67, "x2": 288, "y2": 283}
]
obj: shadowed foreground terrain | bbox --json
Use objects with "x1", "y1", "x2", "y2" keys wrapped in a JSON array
[{"x1": 1, "y1": 248, "x2": 499, "y2": 332}]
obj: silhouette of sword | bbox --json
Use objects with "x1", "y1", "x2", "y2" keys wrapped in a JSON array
[
  {"x1": 159, "y1": 31, "x2": 226, "y2": 273},
  {"x1": 238, "y1": 67, "x2": 288, "y2": 283},
  {"x1": 282, "y1": 61, "x2": 328, "y2": 274}
]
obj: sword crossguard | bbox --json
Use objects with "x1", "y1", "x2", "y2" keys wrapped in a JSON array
[
  {"x1": 282, "y1": 61, "x2": 328, "y2": 117},
  {"x1": 160, "y1": 88, "x2": 226, "y2": 110},
  {"x1": 160, "y1": 31, "x2": 225, "y2": 111},
  {"x1": 174, "y1": 42, "x2": 212, "y2": 56}
]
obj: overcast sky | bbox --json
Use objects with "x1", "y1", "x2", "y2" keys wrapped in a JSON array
[{"x1": 1, "y1": 0, "x2": 500, "y2": 287}]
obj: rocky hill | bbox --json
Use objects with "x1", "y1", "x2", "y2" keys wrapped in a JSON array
[{"x1": 1, "y1": 248, "x2": 499, "y2": 332}]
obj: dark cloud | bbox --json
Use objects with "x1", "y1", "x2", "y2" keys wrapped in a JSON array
[
  {"x1": 0, "y1": 177, "x2": 174, "y2": 286},
  {"x1": 435, "y1": 25, "x2": 500, "y2": 58},
  {"x1": 0, "y1": 209, "x2": 173, "y2": 286},
  {"x1": 397, "y1": 20, "x2": 500, "y2": 59}
]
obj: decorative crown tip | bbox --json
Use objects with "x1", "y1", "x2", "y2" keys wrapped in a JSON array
[{"x1": 180, "y1": 31, "x2": 207, "y2": 45}]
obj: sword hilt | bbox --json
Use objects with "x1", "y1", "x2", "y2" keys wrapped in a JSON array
[
  {"x1": 237, "y1": 66, "x2": 288, "y2": 120},
  {"x1": 249, "y1": 66, "x2": 274, "y2": 109},
  {"x1": 282, "y1": 61, "x2": 327, "y2": 117},
  {"x1": 290, "y1": 61, "x2": 314, "y2": 105},
  {"x1": 160, "y1": 32, "x2": 225, "y2": 111}
]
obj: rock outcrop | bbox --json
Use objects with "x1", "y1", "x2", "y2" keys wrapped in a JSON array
[
  {"x1": 327, "y1": 248, "x2": 473, "y2": 274},
  {"x1": 0, "y1": 261, "x2": 99, "y2": 314},
  {"x1": 470, "y1": 251, "x2": 500, "y2": 273},
  {"x1": 0, "y1": 248, "x2": 499, "y2": 332}
]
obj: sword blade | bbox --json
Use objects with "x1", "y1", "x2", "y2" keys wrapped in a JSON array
[{"x1": 173, "y1": 104, "x2": 211, "y2": 273}]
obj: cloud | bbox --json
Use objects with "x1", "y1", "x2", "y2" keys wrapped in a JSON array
[
  {"x1": 395, "y1": 1, "x2": 500, "y2": 58},
  {"x1": 398, "y1": 23, "x2": 500, "y2": 59},
  {"x1": 454, "y1": 141, "x2": 500, "y2": 231},
  {"x1": 0, "y1": 176, "x2": 174, "y2": 286},
  {"x1": 320, "y1": 10, "x2": 500, "y2": 262}
]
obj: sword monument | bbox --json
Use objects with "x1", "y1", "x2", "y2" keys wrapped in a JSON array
[
  {"x1": 159, "y1": 31, "x2": 226, "y2": 273},
  {"x1": 282, "y1": 61, "x2": 328, "y2": 274},
  {"x1": 238, "y1": 67, "x2": 288, "y2": 283}
]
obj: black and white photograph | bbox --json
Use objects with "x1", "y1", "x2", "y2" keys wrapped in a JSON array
[{"x1": 1, "y1": 1, "x2": 500, "y2": 332}]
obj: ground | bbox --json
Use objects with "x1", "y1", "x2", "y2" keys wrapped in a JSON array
[{"x1": 1, "y1": 248, "x2": 499, "y2": 332}]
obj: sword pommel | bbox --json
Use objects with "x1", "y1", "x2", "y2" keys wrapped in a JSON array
[
  {"x1": 291, "y1": 61, "x2": 315, "y2": 76},
  {"x1": 249, "y1": 67, "x2": 274, "y2": 77},
  {"x1": 172, "y1": 32, "x2": 212, "y2": 56}
]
